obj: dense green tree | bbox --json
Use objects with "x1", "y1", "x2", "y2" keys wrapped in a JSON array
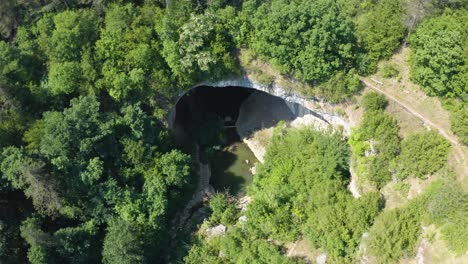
[
  {"x1": 102, "y1": 218, "x2": 146, "y2": 264},
  {"x1": 356, "y1": 0, "x2": 406, "y2": 63},
  {"x1": 409, "y1": 9, "x2": 467, "y2": 97},
  {"x1": 96, "y1": 3, "x2": 174, "y2": 101},
  {"x1": 47, "y1": 61, "x2": 82, "y2": 95},
  {"x1": 54, "y1": 221, "x2": 101, "y2": 264},
  {"x1": 242, "y1": 0, "x2": 359, "y2": 83},
  {"x1": 450, "y1": 103, "x2": 468, "y2": 144},
  {"x1": 1, "y1": 147, "x2": 67, "y2": 216},
  {"x1": 20, "y1": 217, "x2": 55, "y2": 264},
  {"x1": 208, "y1": 192, "x2": 239, "y2": 226}
]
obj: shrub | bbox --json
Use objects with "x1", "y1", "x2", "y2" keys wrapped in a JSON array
[
  {"x1": 424, "y1": 179, "x2": 468, "y2": 255},
  {"x1": 367, "y1": 202, "x2": 423, "y2": 263},
  {"x1": 362, "y1": 92, "x2": 388, "y2": 111},
  {"x1": 382, "y1": 63, "x2": 399, "y2": 78},
  {"x1": 395, "y1": 131, "x2": 450, "y2": 179}
]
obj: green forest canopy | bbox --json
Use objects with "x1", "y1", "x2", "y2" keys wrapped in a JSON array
[{"x1": 0, "y1": 0, "x2": 466, "y2": 263}]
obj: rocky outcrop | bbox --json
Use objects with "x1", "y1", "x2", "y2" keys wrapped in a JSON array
[{"x1": 205, "y1": 224, "x2": 227, "y2": 238}]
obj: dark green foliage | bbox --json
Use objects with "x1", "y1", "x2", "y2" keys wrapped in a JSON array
[
  {"x1": 53, "y1": 221, "x2": 101, "y2": 264},
  {"x1": 395, "y1": 131, "x2": 450, "y2": 179},
  {"x1": 241, "y1": 0, "x2": 359, "y2": 84},
  {"x1": 0, "y1": 1, "x2": 465, "y2": 262},
  {"x1": 409, "y1": 9, "x2": 468, "y2": 97},
  {"x1": 367, "y1": 202, "x2": 423, "y2": 263},
  {"x1": 102, "y1": 218, "x2": 146, "y2": 264},
  {"x1": 362, "y1": 92, "x2": 388, "y2": 111},
  {"x1": 20, "y1": 217, "x2": 54, "y2": 264},
  {"x1": 318, "y1": 70, "x2": 362, "y2": 103},
  {"x1": 356, "y1": 0, "x2": 406, "y2": 63}
]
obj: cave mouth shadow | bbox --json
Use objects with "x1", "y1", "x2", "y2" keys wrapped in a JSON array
[
  {"x1": 173, "y1": 86, "x2": 317, "y2": 148},
  {"x1": 172, "y1": 85, "x2": 317, "y2": 195}
]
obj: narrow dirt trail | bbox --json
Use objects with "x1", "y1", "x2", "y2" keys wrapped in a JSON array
[
  {"x1": 361, "y1": 79, "x2": 466, "y2": 170},
  {"x1": 362, "y1": 80, "x2": 458, "y2": 145}
]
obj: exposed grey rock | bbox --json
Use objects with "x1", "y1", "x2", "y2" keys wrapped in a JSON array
[{"x1": 206, "y1": 224, "x2": 226, "y2": 238}]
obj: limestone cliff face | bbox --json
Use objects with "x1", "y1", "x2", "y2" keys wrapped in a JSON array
[{"x1": 168, "y1": 75, "x2": 351, "y2": 135}]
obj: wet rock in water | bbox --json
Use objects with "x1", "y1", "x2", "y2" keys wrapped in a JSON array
[
  {"x1": 206, "y1": 224, "x2": 226, "y2": 238},
  {"x1": 245, "y1": 159, "x2": 249, "y2": 164}
]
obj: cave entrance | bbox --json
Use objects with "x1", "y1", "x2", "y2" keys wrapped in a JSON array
[{"x1": 172, "y1": 85, "x2": 309, "y2": 196}]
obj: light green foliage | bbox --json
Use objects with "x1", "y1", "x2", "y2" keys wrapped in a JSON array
[
  {"x1": 209, "y1": 192, "x2": 239, "y2": 226},
  {"x1": 395, "y1": 131, "x2": 450, "y2": 179},
  {"x1": 34, "y1": 9, "x2": 99, "y2": 95},
  {"x1": 409, "y1": 9, "x2": 468, "y2": 97},
  {"x1": 443, "y1": 98, "x2": 468, "y2": 145},
  {"x1": 305, "y1": 192, "x2": 381, "y2": 259},
  {"x1": 367, "y1": 202, "x2": 423, "y2": 263},
  {"x1": 450, "y1": 104, "x2": 468, "y2": 144},
  {"x1": 96, "y1": 3, "x2": 174, "y2": 101},
  {"x1": 185, "y1": 227, "x2": 298, "y2": 264},
  {"x1": 36, "y1": 10, "x2": 98, "y2": 62},
  {"x1": 160, "y1": 3, "x2": 239, "y2": 86},
  {"x1": 362, "y1": 91, "x2": 388, "y2": 111},
  {"x1": 349, "y1": 110, "x2": 400, "y2": 188},
  {"x1": 102, "y1": 218, "x2": 146, "y2": 264},
  {"x1": 186, "y1": 127, "x2": 382, "y2": 262},
  {"x1": 47, "y1": 61, "x2": 81, "y2": 95},
  {"x1": 424, "y1": 178, "x2": 468, "y2": 254}
]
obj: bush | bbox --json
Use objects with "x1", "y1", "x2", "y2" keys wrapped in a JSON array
[
  {"x1": 395, "y1": 131, "x2": 450, "y2": 179},
  {"x1": 209, "y1": 192, "x2": 238, "y2": 226},
  {"x1": 367, "y1": 202, "x2": 423, "y2": 263},
  {"x1": 451, "y1": 107, "x2": 468, "y2": 145},
  {"x1": 382, "y1": 63, "x2": 399, "y2": 78},
  {"x1": 362, "y1": 92, "x2": 388, "y2": 111},
  {"x1": 424, "y1": 179, "x2": 468, "y2": 255}
]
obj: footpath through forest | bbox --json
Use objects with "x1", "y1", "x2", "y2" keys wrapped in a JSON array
[{"x1": 361, "y1": 78, "x2": 467, "y2": 185}]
